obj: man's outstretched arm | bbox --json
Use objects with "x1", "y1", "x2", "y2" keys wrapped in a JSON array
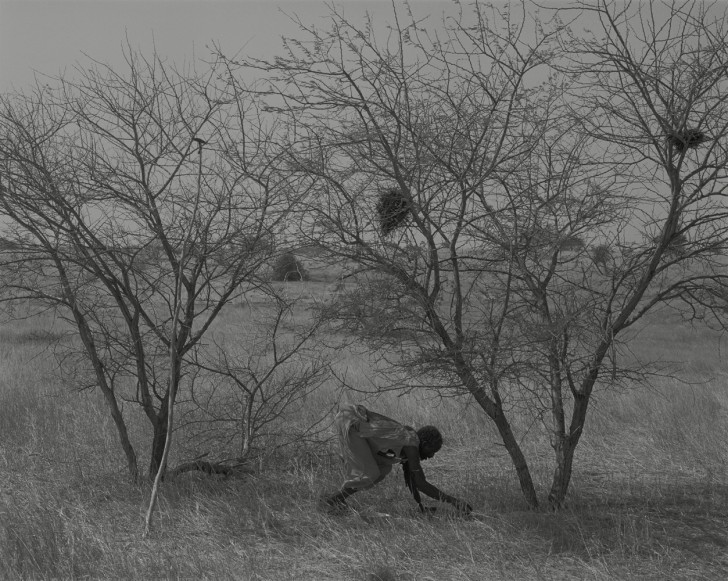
[{"x1": 401, "y1": 446, "x2": 472, "y2": 513}]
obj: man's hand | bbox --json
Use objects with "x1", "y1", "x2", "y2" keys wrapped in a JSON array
[{"x1": 450, "y1": 498, "x2": 473, "y2": 514}]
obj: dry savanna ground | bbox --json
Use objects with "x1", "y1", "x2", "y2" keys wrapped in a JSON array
[{"x1": 1, "y1": 266, "x2": 727, "y2": 580}]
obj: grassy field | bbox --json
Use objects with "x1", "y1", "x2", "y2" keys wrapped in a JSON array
[{"x1": 1, "y1": 291, "x2": 727, "y2": 580}]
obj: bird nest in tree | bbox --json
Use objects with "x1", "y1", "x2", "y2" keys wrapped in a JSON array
[
  {"x1": 376, "y1": 189, "x2": 410, "y2": 235},
  {"x1": 666, "y1": 129, "x2": 708, "y2": 152}
]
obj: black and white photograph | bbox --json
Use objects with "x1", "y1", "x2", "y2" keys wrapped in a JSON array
[{"x1": 1, "y1": 0, "x2": 727, "y2": 579}]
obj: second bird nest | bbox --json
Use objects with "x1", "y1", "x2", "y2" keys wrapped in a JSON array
[{"x1": 666, "y1": 129, "x2": 709, "y2": 152}]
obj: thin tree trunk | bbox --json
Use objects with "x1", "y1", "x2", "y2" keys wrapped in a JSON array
[
  {"x1": 548, "y1": 437, "x2": 576, "y2": 508},
  {"x1": 492, "y1": 408, "x2": 540, "y2": 509},
  {"x1": 98, "y1": 386, "x2": 139, "y2": 482},
  {"x1": 465, "y1": 366, "x2": 539, "y2": 509},
  {"x1": 144, "y1": 371, "x2": 178, "y2": 536},
  {"x1": 241, "y1": 393, "x2": 253, "y2": 458},
  {"x1": 56, "y1": 259, "x2": 140, "y2": 481},
  {"x1": 547, "y1": 357, "x2": 599, "y2": 507},
  {"x1": 547, "y1": 343, "x2": 568, "y2": 509},
  {"x1": 144, "y1": 140, "x2": 203, "y2": 537},
  {"x1": 147, "y1": 395, "x2": 169, "y2": 478},
  {"x1": 421, "y1": 274, "x2": 540, "y2": 507}
]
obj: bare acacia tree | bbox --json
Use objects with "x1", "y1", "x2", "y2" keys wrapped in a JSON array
[
  {"x1": 0, "y1": 48, "x2": 303, "y2": 483},
  {"x1": 538, "y1": 0, "x2": 728, "y2": 506},
  {"x1": 179, "y1": 291, "x2": 331, "y2": 469},
  {"x1": 240, "y1": 1, "x2": 566, "y2": 508},
  {"x1": 241, "y1": 0, "x2": 728, "y2": 508}
]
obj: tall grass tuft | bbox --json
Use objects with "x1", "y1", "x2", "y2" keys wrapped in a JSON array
[{"x1": 0, "y1": 486, "x2": 104, "y2": 580}]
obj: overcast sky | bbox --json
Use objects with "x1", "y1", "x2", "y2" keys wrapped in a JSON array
[
  {"x1": 0, "y1": 0, "x2": 479, "y2": 92},
  {"x1": 3, "y1": 1, "x2": 726, "y2": 93}
]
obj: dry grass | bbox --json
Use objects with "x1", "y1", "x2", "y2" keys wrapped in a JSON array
[{"x1": 1, "y1": 305, "x2": 727, "y2": 580}]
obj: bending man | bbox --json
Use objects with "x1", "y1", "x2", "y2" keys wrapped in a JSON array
[{"x1": 324, "y1": 404, "x2": 472, "y2": 514}]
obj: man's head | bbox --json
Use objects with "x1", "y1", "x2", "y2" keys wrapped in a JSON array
[{"x1": 417, "y1": 425, "x2": 443, "y2": 460}]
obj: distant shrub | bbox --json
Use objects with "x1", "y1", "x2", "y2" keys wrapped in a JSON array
[{"x1": 271, "y1": 253, "x2": 308, "y2": 281}]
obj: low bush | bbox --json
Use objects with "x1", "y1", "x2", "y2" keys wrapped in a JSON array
[{"x1": 271, "y1": 253, "x2": 308, "y2": 282}]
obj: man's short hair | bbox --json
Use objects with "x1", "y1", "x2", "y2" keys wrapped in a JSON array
[{"x1": 417, "y1": 425, "x2": 443, "y2": 452}]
